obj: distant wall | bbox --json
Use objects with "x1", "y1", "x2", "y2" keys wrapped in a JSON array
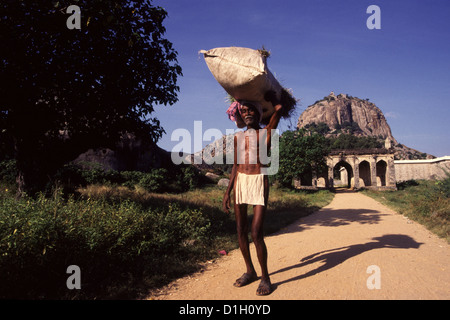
[{"x1": 394, "y1": 156, "x2": 450, "y2": 182}]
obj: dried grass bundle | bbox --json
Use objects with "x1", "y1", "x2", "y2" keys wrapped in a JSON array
[{"x1": 227, "y1": 87, "x2": 298, "y2": 126}]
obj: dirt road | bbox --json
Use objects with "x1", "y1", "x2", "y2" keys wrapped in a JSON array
[{"x1": 149, "y1": 190, "x2": 450, "y2": 300}]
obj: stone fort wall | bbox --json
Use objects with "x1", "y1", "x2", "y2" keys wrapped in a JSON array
[{"x1": 394, "y1": 156, "x2": 450, "y2": 182}]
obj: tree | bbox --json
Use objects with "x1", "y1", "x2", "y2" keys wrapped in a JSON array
[
  {"x1": 304, "y1": 122, "x2": 330, "y2": 135},
  {"x1": 276, "y1": 129, "x2": 329, "y2": 187},
  {"x1": 329, "y1": 134, "x2": 383, "y2": 150},
  {"x1": 0, "y1": 0, "x2": 182, "y2": 194}
]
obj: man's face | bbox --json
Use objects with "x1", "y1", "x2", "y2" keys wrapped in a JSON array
[{"x1": 240, "y1": 104, "x2": 260, "y2": 127}]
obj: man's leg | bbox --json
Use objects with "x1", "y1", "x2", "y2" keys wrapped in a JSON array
[
  {"x1": 234, "y1": 203, "x2": 257, "y2": 287},
  {"x1": 251, "y1": 176, "x2": 272, "y2": 295},
  {"x1": 251, "y1": 205, "x2": 272, "y2": 295}
]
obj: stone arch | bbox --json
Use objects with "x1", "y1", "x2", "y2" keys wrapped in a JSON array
[
  {"x1": 299, "y1": 170, "x2": 313, "y2": 186},
  {"x1": 326, "y1": 150, "x2": 396, "y2": 190},
  {"x1": 376, "y1": 160, "x2": 387, "y2": 186},
  {"x1": 359, "y1": 160, "x2": 371, "y2": 187},
  {"x1": 333, "y1": 160, "x2": 353, "y2": 188}
]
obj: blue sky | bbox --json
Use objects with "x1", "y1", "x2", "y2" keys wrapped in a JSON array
[{"x1": 153, "y1": 0, "x2": 450, "y2": 157}]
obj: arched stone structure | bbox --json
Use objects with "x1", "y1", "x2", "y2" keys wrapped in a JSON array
[
  {"x1": 333, "y1": 160, "x2": 353, "y2": 188},
  {"x1": 325, "y1": 149, "x2": 396, "y2": 190},
  {"x1": 294, "y1": 149, "x2": 450, "y2": 191},
  {"x1": 376, "y1": 160, "x2": 387, "y2": 186},
  {"x1": 359, "y1": 160, "x2": 371, "y2": 187}
]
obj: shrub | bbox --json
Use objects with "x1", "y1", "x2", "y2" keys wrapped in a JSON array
[
  {"x1": 3, "y1": 157, "x2": 207, "y2": 195},
  {"x1": 138, "y1": 168, "x2": 168, "y2": 192},
  {"x1": 0, "y1": 190, "x2": 212, "y2": 299},
  {"x1": 180, "y1": 165, "x2": 201, "y2": 191},
  {"x1": 136, "y1": 166, "x2": 204, "y2": 193},
  {"x1": 52, "y1": 163, "x2": 203, "y2": 194},
  {"x1": 78, "y1": 164, "x2": 123, "y2": 186},
  {"x1": 397, "y1": 179, "x2": 419, "y2": 190},
  {"x1": 120, "y1": 171, "x2": 145, "y2": 189},
  {"x1": 0, "y1": 159, "x2": 17, "y2": 186},
  {"x1": 435, "y1": 169, "x2": 450, "y2": 198},
  {"x1": 52, "y1": 163, "x2": 121, "y2": 190}
]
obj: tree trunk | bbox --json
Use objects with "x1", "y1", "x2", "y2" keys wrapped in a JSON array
[{"x1": 15, "y1": 170, "x2": 26, "y2": 199}]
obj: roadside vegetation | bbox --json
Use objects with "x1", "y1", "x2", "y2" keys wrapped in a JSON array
[
  {"x1": 0, "y1": 162, "x2": 333, "y2": 299},
  {"x1": 362, "y1": 174, "x2": 450, "y2": 243},
  {"x1": 0, "y1": 1, "x2": 336, "y2": 301}
]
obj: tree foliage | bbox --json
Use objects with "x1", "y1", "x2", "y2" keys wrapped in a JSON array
[
  {"x1": 303, "y1": 122, "x2": 330, "y2": 135},
  {"x1": 276, "y1": 129, "x2": 329, "y2": 187},
  {"x1": 328, "y1": 134, "x2": 383, "y2": 150},
  {"x1": 0, "y1": 0, "x2": 182, "y2": 193}
]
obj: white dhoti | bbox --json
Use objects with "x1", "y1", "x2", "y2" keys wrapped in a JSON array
[{"x1": 235, "y1": 172, "x2": 265, "y2": 206}]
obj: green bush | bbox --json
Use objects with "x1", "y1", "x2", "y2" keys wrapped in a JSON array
[
  {"x1": 120, "y1": 171, "x2": 145, "y2": 189},
  {"x1": 180, "y1": 165, "x2": 201, "y2": 191},
  {"x1": 1, "y1": 156, "x2": 207, "y2": 195},
  {"x1": 51, "y1": 163, "x2": 203, "y2": 194},
  {"x1": 0, "y1": 190, "x2": 211, "y2": 299},
  {"x1": 81, "y1": 167, "x2": 122, "y2": 185},
  {"x1": 138, "y1": 168, "x2": 168, "y2": 192},
  {"x1": 0, "y1": 159, "x2": 17, "y2": 186},
  {"x1": 397, "y1": 179, "x2": 419, "y2": 190},
  {"x1": 435, "y1": 170, "x2": 450, "y2": 198}
]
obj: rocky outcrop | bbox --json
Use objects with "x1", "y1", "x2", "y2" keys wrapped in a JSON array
[
  {"x1": 297, "y1": 92, "x2": 433, "y2": 160},
  {"x1": 73, "y1": 133, "x2": 172, "y2": 172},
  {"x1": 298, "y1": 92, "x2": 397, "y2": 143}
]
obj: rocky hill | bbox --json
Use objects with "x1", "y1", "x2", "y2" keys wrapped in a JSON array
[{"x1": 297, "y1": 92, "x2": 432, "y2": 160}]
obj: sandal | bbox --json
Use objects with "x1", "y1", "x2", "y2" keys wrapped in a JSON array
[
  {"x1": 256, "y1": 279, "x2": 272, "y2": 296},
  {"x1": 233, "y1": 273, "x2": 258, "y2": 287}
]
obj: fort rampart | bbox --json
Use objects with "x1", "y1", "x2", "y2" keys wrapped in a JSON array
[{"x1": 394, "y1": 156, "x2": 450, "y2": 182}]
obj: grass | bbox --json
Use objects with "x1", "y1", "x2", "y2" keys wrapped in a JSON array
[
  {"x1": 0, "y1": 182, "x2": 333, "y2": 299},
  {"x1": 362, "y1": 180, "x2": 450, "y2": 243},
  {"x1": 78, "y1": 184, "x2": 334, "y2": 265},
  {"x1": 77, "y1": 183, "x2": 333, "y2": 230}
]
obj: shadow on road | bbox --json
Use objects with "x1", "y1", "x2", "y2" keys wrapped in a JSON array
[
  {"x1": 270, "y1": 234, "x2": 423, "y2": 288},
  {"x1": 271, "y1": 207, "x2": 388, "y2": 237}
]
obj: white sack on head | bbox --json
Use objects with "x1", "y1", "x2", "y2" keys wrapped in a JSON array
[{"x1": 200, "y1": 47, "x2": 283, "y2": 121}]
